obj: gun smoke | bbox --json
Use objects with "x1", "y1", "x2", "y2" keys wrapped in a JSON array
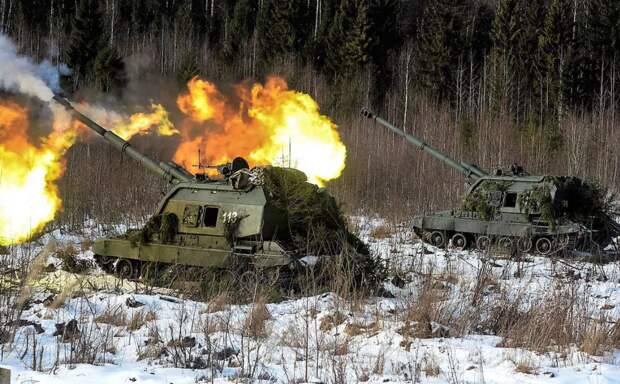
[{"x1": 0, "y1": 34, "x2": 69, "y2": 102}]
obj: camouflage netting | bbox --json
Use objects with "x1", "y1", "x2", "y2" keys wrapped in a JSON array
[
  {"x1": 260, "y1": 166, "x2": 368, "y2": 256},
  {"x1": 259, "y1": 167, "x2": 382, "y2": 288},
  {"x1": 461, "y1": 181, "x2": 510, "y2": 220},
  {"x1": 125, "y1": 212, "x2": 179, "y2": 245},
  {"x1": 518, "y1": 185, "x2": 556, "y2": 229},
  {"x1": 552, "y1": 177, "x2": 615, "y2": 219},
  {"x1": 551, "y1": 177, "x2": 619, "y2": 238}
]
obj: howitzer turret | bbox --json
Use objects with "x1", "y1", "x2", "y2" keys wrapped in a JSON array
[
  {"x1": 53, "y1": 96, "x2": 194, "y2": 184},
  {"x1": 362, "y1": 108, "x2": 619, "y2": 255}
]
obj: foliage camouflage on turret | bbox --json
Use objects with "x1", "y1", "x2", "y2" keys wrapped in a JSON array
[
  {"x1": 461, "y1": 181, "x2": 511, "y2": 220},
  {"x1": 518, "y1": 185, "x2": 556, "y2": 230},
  {"x1": 261, "y1": 166, "x2": 368, "y2": 256},
  {"x1": 261, "y1": 167, "x2": 383, "y2": 289}
]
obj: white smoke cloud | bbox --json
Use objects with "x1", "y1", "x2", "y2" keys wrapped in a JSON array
[{"x1": 0, "y1": 34, "x2": 69, "y2": 102}]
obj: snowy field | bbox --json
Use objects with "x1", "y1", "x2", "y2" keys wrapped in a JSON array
[{"x1": 0, "y1": 219, "x2": 619, "y2": 384}]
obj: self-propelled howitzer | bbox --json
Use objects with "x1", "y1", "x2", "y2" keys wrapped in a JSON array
[
  {"x1": 51, "y1": 97, "x2": 367, "y2": 281},
  {"x1": 362, "y1": 108, "x2": 620, "y2": 255}
]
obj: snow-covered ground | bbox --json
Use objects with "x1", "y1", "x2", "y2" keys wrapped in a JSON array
[{"x1": 1, "y1": 220, "x2": 620, "y2": 383}]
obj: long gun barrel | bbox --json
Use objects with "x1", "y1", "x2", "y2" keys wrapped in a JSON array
[
  {"x1": 361, "y1": 108, "x2": 488, "y2": 180},
  {"x1": 53, "y1": 96, "x2": 194, "y2": 184}
]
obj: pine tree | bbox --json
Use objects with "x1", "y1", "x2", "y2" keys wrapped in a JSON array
[
  {"x1": 94, "y1": 46, "x2": 127, "y2": 93},
  {"x1": 367, "y1": 0, "x2": 400, "y2": 80},
  {"x1": 256, "y1": 0, "x2": 311, "y2": 67},
  {"x1": 539, "y1": 0, "x2": 573, "y2": 119},
  {"x1": 325, "y1": 0, "x2": 372, "y2": 79},
  {"x1": 564, "y1": 1, "x2": 596, "y2": 109},
  {"x1": 415, "y1": 0, "x2": 469, "y2": 98},
  {"x1": 304, "y1": 0, "x2": 339, "y2": 71},
  {"x1": 65, "y1": 0, "x2": 105, "y2": 88},
  {"x1": 224, "y1": 0, "x2": 257, "y2": 59},
  {"x1": 588, "y1": 0, "x2": 620, "y2": 109}
]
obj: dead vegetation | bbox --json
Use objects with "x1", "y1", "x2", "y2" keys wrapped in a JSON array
[{"x1": 242, "y1": 297, "x2": 272, "y2": 339}]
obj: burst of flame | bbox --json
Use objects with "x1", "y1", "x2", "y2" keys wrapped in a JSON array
[
  {"x1": 174, "y1": 76, "x2": 346, "y2": 186},
  {"x1": 74, "y1": 103, "x2": 178, "y2": 140},
  {"x1": 112, "y1": 104, "x2": 178, "y2": 140},
  {"x1": 0, "y1": 101, "x2": 76, "y2": 245}
]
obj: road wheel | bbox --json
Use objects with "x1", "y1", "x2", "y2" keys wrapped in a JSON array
[
  {"x1": 263, "y1": 268, "x2": 280, "y2": 287},
  {"x1": 476, "y1": 236, "x2": 491, "y2": 251},
  {"x1": 517, "y1": 237, "x2": 533, "y2": 253},
  {"x1": 140, "y1": 262, "x2": 161, "y2": 282},
  {"x1": 95, "y1": 255, "x2": 115, "y2": 273},
  {"x1": 557, "y1": 235, "x2": 570, "y2": 249},
  {"x1": 451, "y1": 233, "x2": 468, "y2": 250},
  {"x1": 240, "y1": 270, "x2": 258, "y2": 297},
  {"x1": 498, "y1": 237, "x2": 513, "y2": 251},
  {"x1": 115, "y1": 259, "x2": 135, "y2": 279},
  {"x1": 429, "y1": 231, "x2": 446, "y2": 248},
  {"x1": 535, "y1": 237, "x2": 553, "y2": 255}
]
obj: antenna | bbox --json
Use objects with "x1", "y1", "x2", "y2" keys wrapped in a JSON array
[{"x1": 192, "y1": 149, "x2": 205, "y2": 170}]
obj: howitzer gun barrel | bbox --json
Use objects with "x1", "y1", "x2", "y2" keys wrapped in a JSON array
[
  {"x1": 361, "y1": 108, "x2": 487, "y2": 180},
  {"x1": 53, "y1": 96, "x2": 194, "y2": 184}
]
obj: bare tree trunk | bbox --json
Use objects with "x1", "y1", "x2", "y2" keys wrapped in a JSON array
[
  {"x1": 314, "y1": 0, "x2": 320, "y2": 37},
  {"x1": 1, "y1": 0, "x2": 5, "y2": 33},
  {"x1": 402, "y1": 47, "x2": 411, "y2": 131},
  {"x1": 49, "y1": 0, "x2": 54, "y2": 59},
  {"x1": 110, "y1": 0, "x2": 115, "y2": 46}
]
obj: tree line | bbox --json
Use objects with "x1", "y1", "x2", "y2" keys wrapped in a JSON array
[{"x1": 1, "y1": 0, "x2": 619, "y2": 218}]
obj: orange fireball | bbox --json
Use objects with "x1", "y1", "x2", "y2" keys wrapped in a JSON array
[
  {"x1": 0, "y1": 101, "x2": 76, "y2": 245},
  {"x1": 174, "y1": 76, "x2": 346, "y2": 186}
]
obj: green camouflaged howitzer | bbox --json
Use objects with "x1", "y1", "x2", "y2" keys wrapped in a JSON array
[
  {"x1": 52, "y1": 96, "x2": 367, "y2": 283},
  {"x1": 362, "y1": 108, "x2": 620, "y2": 255}
]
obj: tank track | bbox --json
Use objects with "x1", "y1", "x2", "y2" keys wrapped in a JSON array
[
  {"x1": 418, "y1": 230, "x2": 587, "y2": 257},
  {"x1": 93, "y1": 254, "x2": 299, "y2": 291}
]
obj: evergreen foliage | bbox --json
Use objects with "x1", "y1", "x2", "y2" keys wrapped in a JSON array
[
  {"x1": 177, "y1": 57, "x2": 202, "y2": 86},
  {"x1": 416, "y1": 0, "x2": 468, "y2": 97},
  {"x1": 224, "y1": 0, "x2": 257, "y2": 59},
  {"x1": 65, "y1": 0, "x2": 106, "y2": 88},
  {"x1": 518, "y1": 185, "x2": 557, "y2": 229},
  {"x1": 257, "y1": 0, "x2": 311, "y2": 67},
  {"x1": 261, "y1": 166, "x2": 368, "y2": 256},
  {"x1": 94, "y1": 47, "x2": 127, "y2": 93},
  {"x1": 461, "y1": 181, "x2": 510, "y2": 220},
  {"x1": 325, "y1": 0, "x2": 372, "y2": 78}
]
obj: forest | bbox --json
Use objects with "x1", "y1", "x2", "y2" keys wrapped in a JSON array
[{"x1": 1, "y1": 0, "x2": 619, "y2": 221}]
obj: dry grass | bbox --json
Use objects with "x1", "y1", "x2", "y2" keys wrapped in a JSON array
[
  {"x1": 423, "y1": 354, "x2": 440, "y2": 377},
  {"x1": 580, "y1": 321, "x2": 612, "y2": 356},
  {"x1": 127, "y1": 310, "x2": 147, "y2": 331},
  {"x1": 344, "y1": 321, "x2": 379, "y2": 337},
  {"x1": 47, "y1": 280, "x2": 80, "y2": 309},
  {"x1": 515, "y1": 360, "x2": 536, "y2": 375},
  {"x1": 398, "y1": 275, "x2": 448, "y2": 339},
  {"x1": 242, "y1": 297, "x2": 272, "y2": 339},
  {"x1": 369, "y1": 224, "x2": 394, "y2": 239},
  {"x1": 205, "y1": 293, "x2": 230, "y2": 314},
  {"x1": 320, "y1": 312, "x2": 347, "y2": 332},
  {"x1": 95, "y1": 306, "x2": 128, "y2": 327},
  {"x1": 333, "y1": 340, "x2": 349, "y2": 356},
  {"x1": 56, "y1": 244, "x2": 91, "y2": 273},
  {"x1": 279, "y1": 323, "x2": 305, "y2": 348}
]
